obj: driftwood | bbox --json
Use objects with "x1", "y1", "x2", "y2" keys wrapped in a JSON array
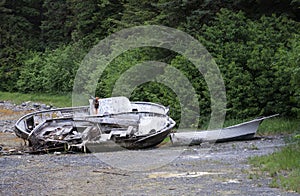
[{"x1": 92, "y1": 170, "x2": 129, "y2": 176}]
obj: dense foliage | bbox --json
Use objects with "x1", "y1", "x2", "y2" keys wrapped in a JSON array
[{"x1": 1, "y1": 0, "x2": 300, "y2": 123}]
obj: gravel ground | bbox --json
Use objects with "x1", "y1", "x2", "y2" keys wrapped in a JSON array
[{"x1": 0, "y1": 101, "x2": 299, "y2": 196}]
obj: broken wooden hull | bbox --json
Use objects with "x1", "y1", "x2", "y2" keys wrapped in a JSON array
[{"x1": 170, "y1": 115, "x2": 278, "y2": 146}]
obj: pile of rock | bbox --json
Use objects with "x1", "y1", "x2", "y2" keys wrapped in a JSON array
[
  {"x1": 0, "y1": 101, "x2": 54, "y2": 133},
  {"x1": 0, "y1": 100, "x2": 55, "y2": 154},
  {"x1": 20, "y1": 101, "x2": 53, "y2": 111}
]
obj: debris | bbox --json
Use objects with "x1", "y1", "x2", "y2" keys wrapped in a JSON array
[
  {"x1": 54, "y1": 151, "x2": 62, "y2": 155},
  {"x1": 8, "y1": 149, "x2": 16, "y2": 153},
  {"x1": 92, "y1": 170, "x2": 129, "y2": 176}
]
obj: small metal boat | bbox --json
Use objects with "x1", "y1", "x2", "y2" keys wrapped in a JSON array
[{"x1": 15, "y1": 97, "x2": 175, "y2": 152}]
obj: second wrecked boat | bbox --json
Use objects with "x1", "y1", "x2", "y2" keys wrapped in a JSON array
[{"x1": 170, "y1": 114, "x2": 278, "y2": 146}]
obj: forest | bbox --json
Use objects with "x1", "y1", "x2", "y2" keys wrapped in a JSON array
[{"x1": 0, "y1": 0, "x2": 300, "y2": 125}]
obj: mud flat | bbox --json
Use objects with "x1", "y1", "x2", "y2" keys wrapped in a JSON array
[{"x1": 1, "y1": 137, "x2": 299, "y2": 195}]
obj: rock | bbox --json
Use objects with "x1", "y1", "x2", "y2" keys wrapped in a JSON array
[
  {"x1": 42, "y1": 104, "x2": 51, "y2": 110},
  {"x1": 33, "y1": 103, "x2": 40, "y2": 108}
]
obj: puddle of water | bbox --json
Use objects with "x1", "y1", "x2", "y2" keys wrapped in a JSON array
[
  {"x1": 222, "y1": 179, "x2": 241, "y2": 184},
  {"x1": 148, "y1": 171, "x2": 223, "y2": 178}
]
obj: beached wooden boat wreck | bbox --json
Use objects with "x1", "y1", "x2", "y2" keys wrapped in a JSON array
[
  {"x1": 15, "y1": 97, "x2": 176, "y2": 152},
  {"x1": 170, "y1": 114, "x2": 279, "y2": 146}
]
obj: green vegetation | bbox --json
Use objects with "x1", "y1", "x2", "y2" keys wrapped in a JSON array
[
  {"x1": 199, "y1": 9, "x2": 300, "y2": 118},
  {"x1": 249, "y1": 118, "x2": 300, "y2": 193},
  {"x1": 258, "y1": 118, "x2": 300, "y2": 135},
  {"x1": 0, "y1": 91, "x2": 71, "y2": 108},
  {"x1": 249, "y1": 136, "x2": 300, "y2": 193},
  {"x1": 1, "y1": 0, "x2": 299, "y2": 124}
]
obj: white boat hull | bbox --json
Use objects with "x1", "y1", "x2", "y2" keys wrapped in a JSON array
[
  {"x1": 170, "y1": 115, "x2": 278, "y2": 146},
  {"x1": 14, "y1": 97, "x2": 175, "y2": 152}
]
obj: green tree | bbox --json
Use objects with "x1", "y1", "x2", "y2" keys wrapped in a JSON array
[
  {"x1": 0, "y1": 0, "x2": 42, "y2": 91},
  {"x1": 109, "y1": 0, "x2": 159, "y2": 30},
  {"x1": 198, "y1": 9, "x2": 300, "y2": 118},
  {"x1": 66, "y1": 0, "x2": 124, "y2": 48},
  {"x1": 41, "y1": 0, "x2": 70, "y2": 49}
]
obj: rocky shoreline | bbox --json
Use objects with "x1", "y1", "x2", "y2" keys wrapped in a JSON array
[
  {"x1": 0, "y1": 101, "x2": 54, "y2": 154},
  {"x1": 0, "y1": 100, "x2": 53, "y2": 132}
]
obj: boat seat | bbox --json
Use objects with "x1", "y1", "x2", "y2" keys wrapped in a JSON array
[{"x1": 120, "y1": 126, "x2": 133, "y2": 137}]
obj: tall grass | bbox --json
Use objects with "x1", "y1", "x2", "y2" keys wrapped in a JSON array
[
  {"x1": 249, "y1": 138, "x2": 300, "y2": 193},
  {"x1": 249, "y1": 117, "x2": 300, "y2": 193},
  {"x1": 203, "y1": 116, "x2": 300, "y2": 135},
  {"x1": 257, "y1": 117, "x2": 300, "y2": 135},
  {"x1": 0, "y1": 91, "x2": 72, "y2": 107}
]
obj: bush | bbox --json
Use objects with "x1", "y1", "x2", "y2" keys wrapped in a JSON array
[
  {"x1": 198, "y1": 9, "x2": 300, "y2": 118},
  {"x1": 17, "y1": 44, "x2": 85, "y2": 93}
]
